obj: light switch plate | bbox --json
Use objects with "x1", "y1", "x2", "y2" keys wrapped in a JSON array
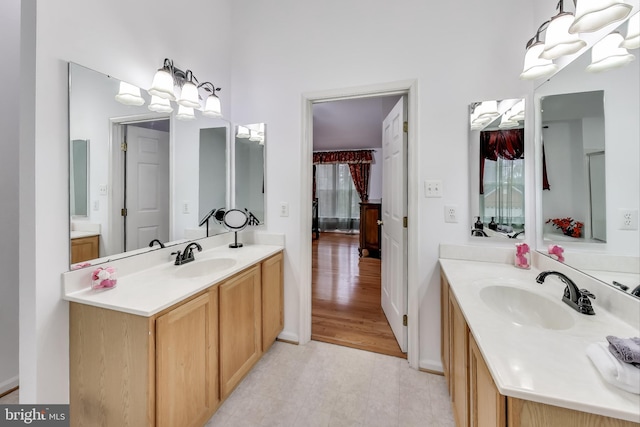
[
  {"x1": 98, "y1": 184, "x2": 108, "y2": 196},
  {"x1": 425, "y1": 180, "x2": 443, "y2": 198}
]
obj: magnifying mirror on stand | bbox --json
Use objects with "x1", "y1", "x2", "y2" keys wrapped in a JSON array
[{"x1": 222, "y1": 209, "x2": 249, "y2": 248}]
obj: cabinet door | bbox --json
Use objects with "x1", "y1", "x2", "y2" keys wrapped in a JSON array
[
  {"x1": 441, "y1": 271, "x2": 451, "y2": 393},
  {"x1": 219, "y1": 266, "x2": 262, "y2": 398},
  {"x1": 71, "y1": 235, "x2": 99, "y2": 263},
  {"x1": 262, "y1": 252, "x2": 284, "y2": 352},
  {"x1": 469, "y1": 333, "x2": 505, "y2": 427},
  {"x1": 450, "y1": 289, "x2": 469, "y2": 427},
  {"x1": 156, "y1": 290, "x2": 218, "y2": 427}
]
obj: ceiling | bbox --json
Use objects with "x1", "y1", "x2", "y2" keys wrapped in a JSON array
[{"x1": 312, "y1": 95, "x2": 402, "y2": 151}]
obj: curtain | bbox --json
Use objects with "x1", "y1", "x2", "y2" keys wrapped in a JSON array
[
  {"x1": 479, "y1": 129, "x2": 525, "y2": 227},
  {"x1": 313, "y1": 149, "x2": 373, "y2": 203},
  {"x1": 542, "y1": 143, "x2": 550, "y2": 190},
  {"x1": 315, "y1": 163, "x2": 361, "y2": 231}
]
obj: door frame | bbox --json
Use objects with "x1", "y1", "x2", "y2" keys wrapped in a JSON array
[
  {"x1": 109, "y1": 113, "x2": 171, "y2": 256},
  {"x1": 299, "y1": 80, "x2": 420, "y2": 368}
]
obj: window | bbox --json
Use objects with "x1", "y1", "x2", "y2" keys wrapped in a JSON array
[
  {"x1": 316, "y1": 164, "x2": 361, "y2": 231},
  {"x1": 481, "y1": 157, "x2": 524, "y2": 227}
]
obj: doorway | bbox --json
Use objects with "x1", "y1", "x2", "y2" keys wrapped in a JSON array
[
  {"x1": 110, "y1": 117, "x2": 170, "y2": 254},
  {"x1": 309, "y1": 93, "x2": 409, "y2": 359}
]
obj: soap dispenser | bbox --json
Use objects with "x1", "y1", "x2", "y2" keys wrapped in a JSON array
[
  {"x1": 489, "y1": 217, "x2": 497, "y2": 230},
  {"x1": 474, "y1": 216, "x2": 483, "y2": 230}
]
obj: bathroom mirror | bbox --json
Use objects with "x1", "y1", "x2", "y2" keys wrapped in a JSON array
[
  {"x1": 68, "y1": 62, "x2": 231, "y2": 268},
  {"x1": 234, "y1": 123, "x2": 265, "y2": 224},
  {"x1": 469, "y1": 98, "x2": 526, "y2": 239},
  {"x1": 70, "y1": 139, "x2": 89, "y2": 217},
  {"x1": 534, "y1": 23, "x2": 639, "y2": 294}
]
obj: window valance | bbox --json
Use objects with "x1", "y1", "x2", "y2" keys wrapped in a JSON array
[{"x1": 313, "y1": 149, "x2": 374, "y2": 165}]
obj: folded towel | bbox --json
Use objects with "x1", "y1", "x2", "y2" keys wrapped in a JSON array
[
  {"x1": 586, "y1": 342, "x2": 640, "y2": 394},
  {"x1": 607, "y1": 336, "x2": 640, "y2": 364}
]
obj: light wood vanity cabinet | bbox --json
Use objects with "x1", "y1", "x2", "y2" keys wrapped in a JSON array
[
  {"x1": 70, "y1": 235, "x2": 99, "y2": 263},
  {"x1": 70, "y1": 251, "x2": 284, "y2": 427},
  {"x1": 440, "y1": 273, "x2": 638, "y2": 427},
  {"x1": 219, "y1": 265, "x2": 262, "y2": 399},
  {"x1": 156, "y1": 290, "x2": 218, "y2": 427},
  {"x1": 262, "y1": 252, "x2": 284, "y2": 352}
]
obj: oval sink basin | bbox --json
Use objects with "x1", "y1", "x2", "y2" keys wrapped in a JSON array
[
  {"x1": 479, "y1": 285, "x2": 575, "y2": 330},
  {"x1": 173, "y1": 258, "x2": 237, "y2": 279}
]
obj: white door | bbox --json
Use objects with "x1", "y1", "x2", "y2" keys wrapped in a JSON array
[
  {"x1": 381, "y1": 97, "x2": 408, "y2": 352},
  {"x1": 125, "y1": 125, "x2": 170, "y2": 251}
]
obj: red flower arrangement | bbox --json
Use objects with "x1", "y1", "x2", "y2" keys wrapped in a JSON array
[{"x1": 546, "y1": 217, "x2": 583, "y2": 238}]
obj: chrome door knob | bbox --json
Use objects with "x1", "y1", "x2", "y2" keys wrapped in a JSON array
[{"x1": 377, "y1": 220, "x2": 383, "y2": 226}]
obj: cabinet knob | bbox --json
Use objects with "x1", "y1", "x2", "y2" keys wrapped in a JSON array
[{"x1": 377, "y1": 220, "x2": 383, "y2": 226}]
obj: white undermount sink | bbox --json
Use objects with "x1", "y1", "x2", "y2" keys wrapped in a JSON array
[
  {"x1": 172, "y1": 258, "x2": 237, "y2": 279},
  {"x1": 479, "y1": 285, "x2": 575, "y2": 330}
]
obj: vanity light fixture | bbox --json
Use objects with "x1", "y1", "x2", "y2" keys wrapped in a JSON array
[
  {"x1": 506, "y1": 99, "x2": 525, "y2": 121},
  {"x1": 586, "y1": 32, "x2": 636, "y2": 72},
  {"x1": 520, "y1": 21, "x2": 559, "y2": 80},
  {"x1": 148, "y1": 58, "x2": 223, "y2": 118},
  {"x1": 236, "y1": 125, "x2": 250, "y2": 138},
  {"x1": 148, "y1": 95, "x2": 174, "y2": 113},
  {"x1": 541, "y1": 0, "x2": 587, "y2": 60},
  {"x1": 176, "y1": 105, "x2": 196, "y2": 121},
  {"x1": 249, "y1": 130, "x2": 262, "y2": 142},
  {"x1": 115, "y1": 82, "x2": 145, "y2": 106},
  {"x1": 257, "y1": 123, "x2": 265, "y2": 136},
  {"x1": 622, "y1": 12, "x2": 640, "y2": 49},
  {"x1": 474, "y1": 100, "x2": 500, "y2": 119},
  {"x1": 498, "y1": 115, "x2": 520, "y2": 129},
  {"x1": 569, "y1": 0, "x2": 632, "y2": 34}
]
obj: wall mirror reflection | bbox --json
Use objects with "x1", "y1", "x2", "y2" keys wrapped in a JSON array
[
  {"x1": 534, "y1": 20, "x2": 639, "y2": 295},
  {"x1": 68, "y1": 62, "x2": 230, "y2": 269},
  {"x1": 469, "y1": 98, "x2": 526, "y2": 239},
  {"x1": 70, "y1": 139, "x2": 89, "y2": 217},
  {"x1": 540, "y1": 91, "x2": 606, "y2": 243},
  {"x1": 234, "y1": 123, "x2": 265, "y2": 225}
]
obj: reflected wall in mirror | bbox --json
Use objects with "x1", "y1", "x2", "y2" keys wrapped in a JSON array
[
  {"x1": 70, "y1": 139, "x2": 89, "y2": 217},
  {"x1": 469, "y1": 99, "x2": 526, "y2": 240},
  {"x1": 199, "y1": 127, "x2": 227, "y2": 236},
  {"x1": 69, "y1": 62, "x2": 230, "y2": 269},
  {"x1": 235, "y1": 123, "x2": 265, "y2": 224},
  {"x1": 541, "y1": 90, "x2": 606, "y2": 243},
  {"x1": 534, "y1": 22, "x2": 639, "y2": 295}
]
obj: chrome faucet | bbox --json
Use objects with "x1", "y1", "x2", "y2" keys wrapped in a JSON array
[
  {"x1": 631, "y1": 285, "x2": 640, "y2": 298},
  {"x1": 171, "y1": 242, "x2": 202, "y2": 265},
  {"x1": 536, "y1": 271, "x2": 596, "y2": 315}
]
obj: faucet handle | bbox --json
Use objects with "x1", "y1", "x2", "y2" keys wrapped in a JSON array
[
  {"x1": 171, "y1": 250, "x2": 182, "y2": 265},
  {"x1": 577, "y1": 289, "x2": 596, "y2": 315}
]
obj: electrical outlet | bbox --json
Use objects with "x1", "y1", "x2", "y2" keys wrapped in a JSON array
[
  {"x1": 182, "y1": 201, "x2": 190, "y2": 214},
  {"x1": 280, "y1": 202, "x2": 289, "y2": 217},
  {"x1": 425, "y1": 180, "x2": 443, "y2": 198},
  {"x1": 444, "y1": 205, "x2": 458, "y2": 223},
  {"x1": 619, "y1": 209, "x2": 638, "y2": 230}
]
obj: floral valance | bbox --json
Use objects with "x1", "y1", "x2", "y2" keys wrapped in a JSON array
[{"x1": 313, "y1": 149, "x2": 374, "y2": 165}]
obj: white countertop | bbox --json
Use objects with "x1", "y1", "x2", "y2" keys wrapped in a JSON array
[
  {"x1": 64, "y1": 244, "x2": 283, "y2": 317},
  {"x1": 70, "y1": 231, "x2": 100, "y2": 239},
  {"x1": 440, "y1": 259, "x2": 640, "y2": 423}
]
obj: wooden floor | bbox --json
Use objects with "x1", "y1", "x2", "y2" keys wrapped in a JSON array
[{"x1": 312, "y1": 232, "x2": 406, "y2": 359}]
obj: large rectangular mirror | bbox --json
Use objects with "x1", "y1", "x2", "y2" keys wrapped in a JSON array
[
  {"x1": 469, "y1": 98, "x2": 526, "y2": 239},
  {"x1": 68, "y1": 62, "x2": 230, "y2": 268},
  {"x1": 234, "y1": 123, "x2": 265, "y2": 224},
  {"x1": 534, "y1": 18, "x2": 639, "y2": 296}
]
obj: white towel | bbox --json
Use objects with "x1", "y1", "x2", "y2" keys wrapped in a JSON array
[{"x1": 586, "y1": 342, "x2": 640, "y2": 394}]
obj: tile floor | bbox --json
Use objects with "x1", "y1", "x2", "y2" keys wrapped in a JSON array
[
  {"x1": 0, "y1": 341, "x2": 456, "y2": 426},
  {"x1": 206, "y1": 340, "x2": 455, "y2": 427}
]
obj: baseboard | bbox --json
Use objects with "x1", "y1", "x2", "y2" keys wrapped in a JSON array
[
  {"x1": 419, "y1": 358, "x2": 444, "y2": 374},
  {"x1": 277, "y1": 330, "x2": 299, "y2": 344},
  {"x1": 0, "y1": 376, "x2": 19, "y2": 397}
]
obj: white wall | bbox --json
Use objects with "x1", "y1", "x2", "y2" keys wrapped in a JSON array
[
  {"x1": 229, "y1": 0, "x2": 535, "y2": 369},
  {"x1": 0, "y1": 0, "x2": 21, "y2": 396},
  {"x1": 20, "y1": 0, "x2": 232, "y2": 402}
]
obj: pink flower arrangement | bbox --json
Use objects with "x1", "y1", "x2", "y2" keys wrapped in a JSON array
[
  {"x1": 515, "y1": 242, "x2": 530, "y2": 269},
  {"x1": 91, "y1": 266, "x2": 117, "y2": 290},
  {"x1": 548, "y1": 244, "x2": 565, "y2": 263}
]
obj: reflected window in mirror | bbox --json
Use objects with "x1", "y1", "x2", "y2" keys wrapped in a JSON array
[
  {"x1": 235, "y1": 123, "x2": 265, "y2": 225},
  {"x1": 469, "y1": 98, "x2": 526, "y2": 239},
  {"x1": 70, "y1": 139, "x2": 89, "y2": 217},
  {"x1": 540, "y1": 90, "x2": 605, "y2": 243}
]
